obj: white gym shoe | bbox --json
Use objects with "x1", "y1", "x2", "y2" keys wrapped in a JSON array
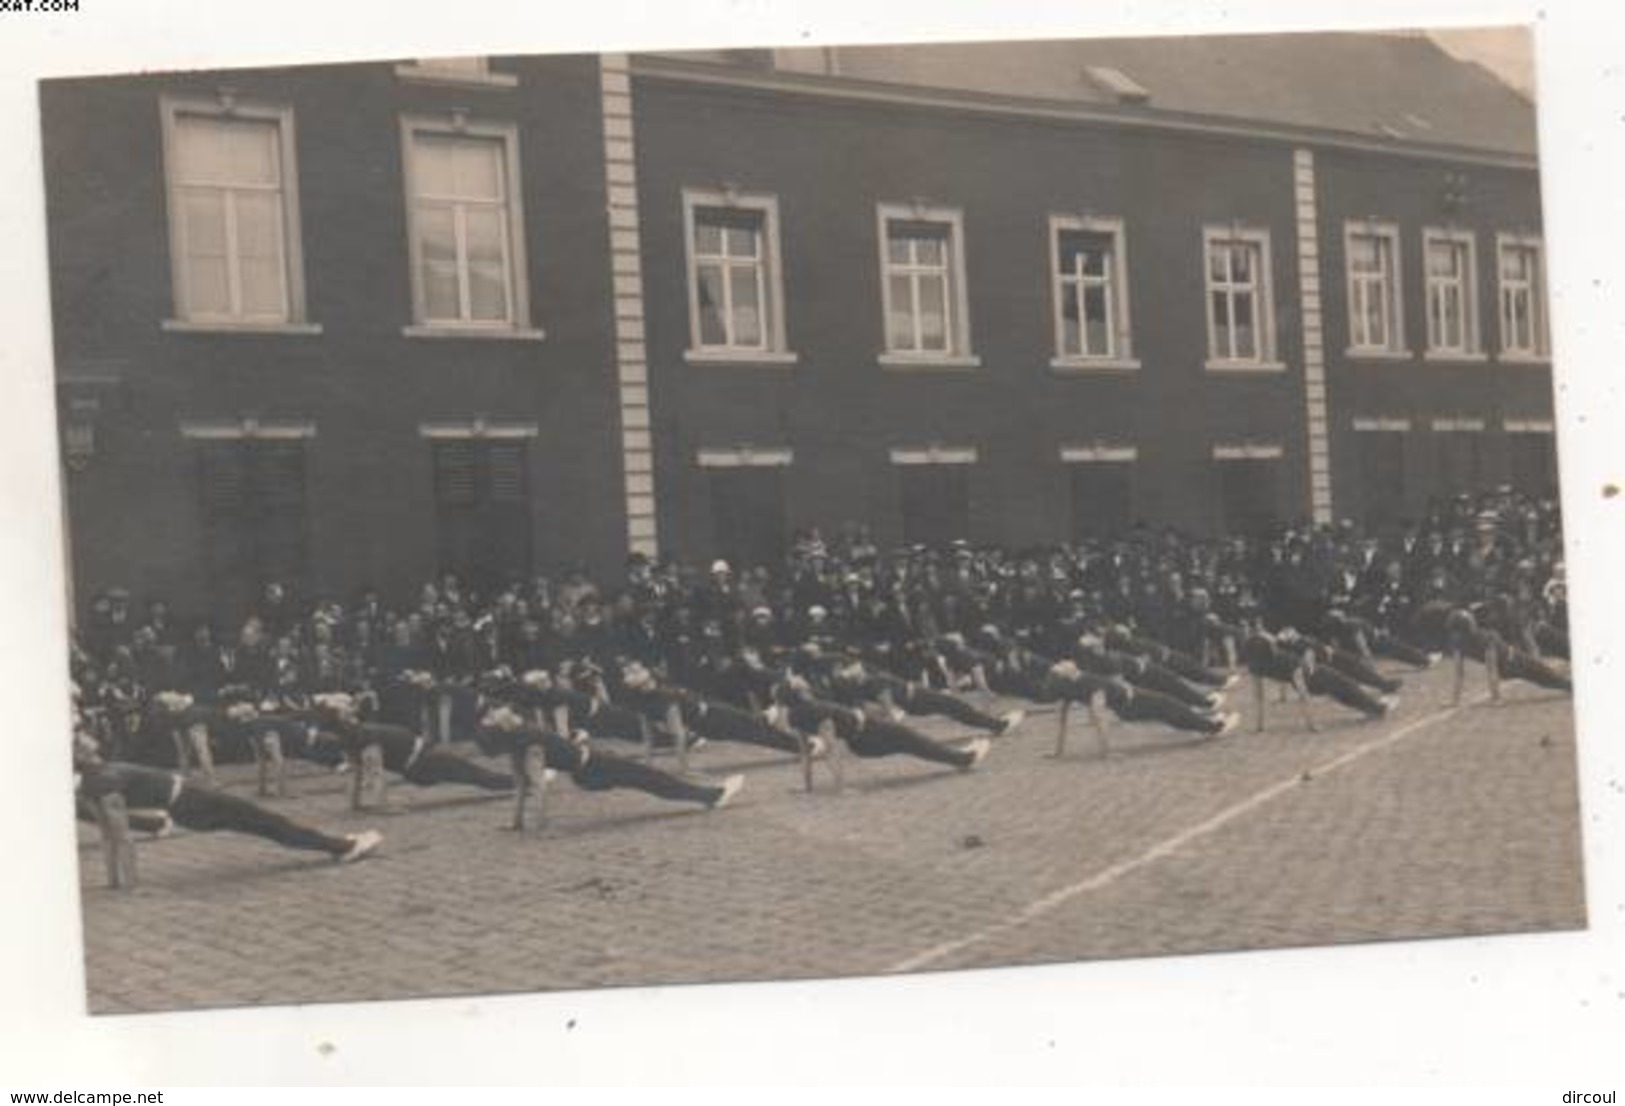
[
  {"x1": 962, "y1": 736, "x2": 993, "y2": 769},
  {"x1": 1218, "y1": 712, "x2": 1242, "y2": 737},
  {"x1": 997, "y1": 709, "x2": 1026, "y2": 736},
  {"x1": 151, "y1": 811, "x2": 175, "y2": 838},
  {"x1": 338, "y1": 829, "x2": 382, "y2": 864},
  {"x1": 805, "y1": 734, "x2": 829, "y2": 759},
  {"x1": 710, "y1": 773, "x2": 745, "y2": 809},
  {"x1": 1205, "y1": 691, "x2": 1225, "y2": 710}
]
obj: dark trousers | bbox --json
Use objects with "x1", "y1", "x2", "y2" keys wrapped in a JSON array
[
  {"x1": 1306, "y1": 666, "x2": 1386, "y2": 716},
  {"x1": 901, "y1": 685, "x2": 1005, "y2": 732},
  {"x1": 402, "y1": 748, "x2": 515, "y2": 791},
  {"x1": 575, "y1": 700, "x2": 654, "y2": 745},
  {"x1": 1501, "y1": 649, "x2": 1572, "y2": 692},
  {"x1": 170, "y1": 786, "x2": 350, "y2": 855},
  {"x1": 691, "y1": 701, "x2": 803, "y2": 754},
  {"x1": 1325, "y1": 649, "x2": 1402, "y2": 693},
  {"x1": 1125, "y1": 661, "x2": 1215, "y2": 708},
  {"x1": 1099, "y1": 682, "x2": 1224, "y2": 735},
  {"x1": 843, "y1": 715, "x2": 976, "y2": 768},
  {"x1": 1534, "y1": 624, "x2": 1570, "y2": 661},
  {"x1": 1145, "y1": 644, "x2": 1226, "y2": 687},
  {"x1": 573, "y1": 752, "x2": 723, "y2": 805},
  {"x1": 1372, "y1": 633, "x2": 1433, "y2": 668}
]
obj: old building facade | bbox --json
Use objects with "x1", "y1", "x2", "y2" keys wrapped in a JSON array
[{"x1": 44, "y1": 36, "x2": 1553, "y2": 617}]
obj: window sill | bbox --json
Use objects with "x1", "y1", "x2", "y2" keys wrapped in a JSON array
[
  {"x1": 683, "y1": 349, "x2": 799, "y2": 367},
  {"x1": 162, "y1": 319, "x2": 323, "y2": 336},
  {"x1": 1422, "y1": 350, "x2": 1489, "y2": 364},
  {"x1": 1204, "y1": 359, "x2": 1288, "y2": 374},
  {"x1": 1497, "y1": 353, "x2": 1552, "y2": 367},
  {"x1": 402, "y1": 325, "x2": 546, "y2": 342},
  {"x1": 1049, "y1": 356, "x2": 1141, "y2": 374},
  {"x1": 393, "y1": 64, "x2": 518, "y2": 89},
  {"x1": 1344, "y1": 347, "x2": 1413, "y2": 362},
  {"x1": 878, "y1": 353, "x2": 982, "y2": 371}
]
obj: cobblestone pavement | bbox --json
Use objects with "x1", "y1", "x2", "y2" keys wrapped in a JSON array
[{"x1": 77, "y1": 662, "x2": 1586, "y2": 1014}]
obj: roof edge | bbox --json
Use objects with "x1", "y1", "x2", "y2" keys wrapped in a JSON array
[{"x1": 630, "y1": 53, "x2": 1538, "y2": 170}]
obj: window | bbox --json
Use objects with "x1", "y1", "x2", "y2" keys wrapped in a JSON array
[
  {"x1": 1423, "y1": 229, "x2": 1480, "y2": 357},
  {"x1": 698, "y1": 448, "x2": 792, "y2": 567},
  {"x1": 1344, "y1": 222, "x2": 1403, "y2": 354},
  {"x1": 161, "y1": 96, "x2": 309, "y2": 328},
  {"x1": 395, "y1": 57, "x2": 517, "y2": 88},
  {"x1": 890, "y1": 447, "x2": 975, "y2": 545},
  {"x1": 1431, "y1": 418, "x2": 1487, "y2": 496},
  {"x1": 1353, "y1": 418, "x2": 1411, "y2": 528},
  {"x1": 400, "y1": 116, "x2": 535, "y2": 334},
  {"x1": 430, "y1": 437, "x2": 534, "y2": 589},
  {"x1": 1060, "y1": 445, "x2": 1136, "y2": 538},
  {"x1": 1497, "y1": 234, "x2": 1548, "y2": 359},
  {"x1": 1204, "y1": 226, "x2": 1277, "y2": 367},
  {"x1": 1505, "y1": 420, "x2": 1557, "y2": 496},
  {"x1": 1212, "y1": 444, "x2": 1284, "y2": 535},
  {"x1": 1051, "y1": 216, "x2": 1134, "y2": 367},
  {"x1": 877, "y1": 204, "x2": 976, "y2": 365},
  {"x1": 186, "y1": 427, "x2": 313, "y2": 613},
  {"x1": 682, "y1": 190, "x2": 792, "y2": 362}
]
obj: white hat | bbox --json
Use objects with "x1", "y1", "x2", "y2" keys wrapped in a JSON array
[
  {"x1": 711, "y1": 559, "x2": 732, "y2": 575},
  {"x1": 153, "y1": 691, "x2": 194, "y2": 713},
  {"x1": 313, "y1": 692, "x2": 357, "y2": 714}
]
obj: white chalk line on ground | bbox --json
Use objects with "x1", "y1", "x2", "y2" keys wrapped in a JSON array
[{"x1": 886, "y1": 698, "x2": 1474, "y2": 973}]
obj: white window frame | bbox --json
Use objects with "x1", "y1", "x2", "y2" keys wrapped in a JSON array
[
  {"x1": 1352, "y1": 417, "x2": 1413, "y2": 433},
  {"x1": 1212, "y1": 442, "x2": 1285, "y2": 460},
  {"x1": 1049, "y1": 214, "x2": 1138, "y2": 372},
  {"x1": 681, "y1": 188, "x2": 795, "y2": 365},
  {"x1": 1343, "y1": 220, "x2": 1406, "y2": 357},
  {"x1": 159, "y1": 94, "x2": 317, "y2": 334},
  {"x1": 1496, "y1": 232, "x2": 1549, "y2": 362},
  {"x1": 696, "y1": 446, "x2": 795, "y2": 468},
  {"x1": 394, "y1": 57, "x2": 518, "y2": 89},
  {"x1": 1422, "y1": 227, "x2": 1483, "y2": 360},
  {"x1": 399, "y1": 113, "x2": 541, "y2": 339},
  {"x1": 1203, "y1": 225, "x2": 1281, "y2": 371},
  {"x1": 417, "y1": 419, "x2": 539, "y2": 441},
  {"x1": 179, "y1": 418, "x2": 317, "y2": 441},
  {"x1": 876, "y1": 202, "x2": 979, "y2": 369},
  {"x1": 888, "y1": 445, "x2": 978, "y2": 465},
  {"x1": 1059, "y1": 443, "x2": 1137, "y2": 463}
]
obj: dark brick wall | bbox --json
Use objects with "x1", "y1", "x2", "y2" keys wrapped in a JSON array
[
  {"x1": 44, "y1": 56, "x2": 629, "y2": 619},
  {"x1": 631, "y1": 77, "x2": 1317, "y2": 558},
  {"x1": 43, "y1": 57, "x2": 1551, "y2": 618},
  {"x1": 1314, "y1": 149, "x2": 1552, "y2": 525}
]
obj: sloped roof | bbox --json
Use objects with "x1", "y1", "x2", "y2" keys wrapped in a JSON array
[{"x1": 657, "y1": 31, "x2": 1538, "y2": 158}]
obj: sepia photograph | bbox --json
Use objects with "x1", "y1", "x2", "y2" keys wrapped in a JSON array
[{"x1": 39, "y1": 23, "x2": 1587, "y2": 1021}]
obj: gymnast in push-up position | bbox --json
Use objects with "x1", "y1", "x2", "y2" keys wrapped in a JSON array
[
  {"x1": 1241, "y1": 625, "x2": 1398, "y2": 732},
  {"x1": 968, "y1": 628, "x2": 1239, "y2": 756},
  {"x1": 770, "y1": 671, "x2": 993, "y2": 772},
  {"x1": 72, "y1": 728, "x2": 382, "y2": 863},
  {"x1": 815, "y1": 650, "x2": 1025, "y2": 737},
  {"x1": 473, "y1": 701, "x2": 745, "y2": 811},
  {"x1": 1410, "y1": 602, "x2": 1572, "y2": 706}
]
